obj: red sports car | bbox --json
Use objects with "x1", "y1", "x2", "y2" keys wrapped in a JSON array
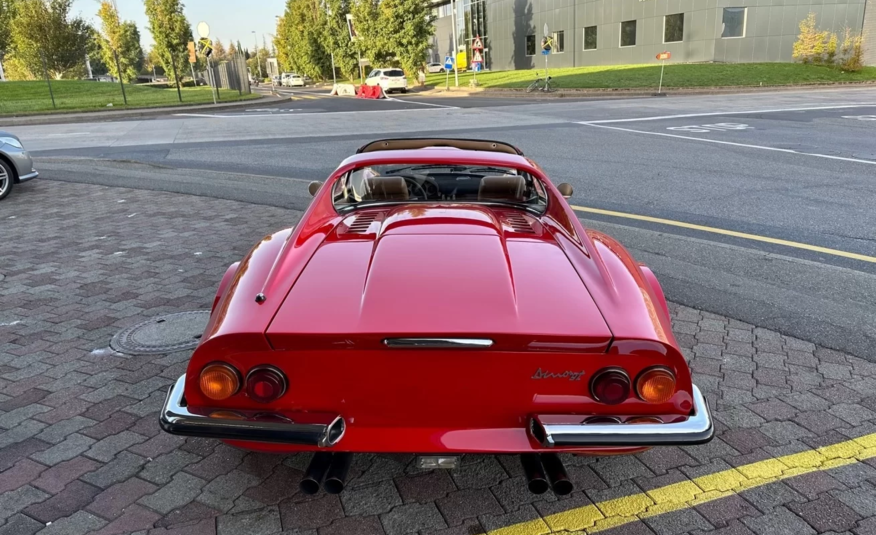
[{"x1": 160, "y1": 139, "x2": 712, "y2": 496}]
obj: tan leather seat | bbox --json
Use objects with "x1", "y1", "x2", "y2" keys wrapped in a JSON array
[
  {"x1": 363, "y1": 177, "x2": 409, "y2": 200},
  {"x1": 478, "y1": 176, "x2": 527, "y2": 201}
]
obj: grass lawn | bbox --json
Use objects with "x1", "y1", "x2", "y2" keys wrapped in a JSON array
[
  {"x1": 426, "y1": 62, "x2": 876, "y2": 90},
  {"x1": 0, "y1": 80, "x2": 260, "y2": 116}
]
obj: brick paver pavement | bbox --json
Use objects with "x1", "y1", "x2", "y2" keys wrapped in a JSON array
[{"x1": 2, "y1": 179, "x2": 875, "y2": 535}]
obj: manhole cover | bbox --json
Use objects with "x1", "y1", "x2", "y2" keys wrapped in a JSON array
[{"x1": 110, "y1": 311, "x2": 210, "y2": 355}]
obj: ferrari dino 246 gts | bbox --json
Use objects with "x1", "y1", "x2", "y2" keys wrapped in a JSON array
[{"x1": 160, "y1": 139, "x2": 713, "y2": 496}]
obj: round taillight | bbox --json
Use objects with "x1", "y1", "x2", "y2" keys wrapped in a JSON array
[
  {"x1": 627, "y1": 416, "x2": 663, "y2": 424},
  {"x1": 246, "y1": 366, "x2": 287, "y2": 404},
  {"x1": 590, "y1": 369, "x2": 630, "y2": 405},
  {"x1": 199, "y1": 364, "x2": 240, "y2": 400},
  {"x1": 636, "y1": 367, "x2": 676, "y2": 403}
]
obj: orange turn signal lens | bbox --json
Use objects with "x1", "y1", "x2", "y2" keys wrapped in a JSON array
[
  {"x1": 199, "y1": 364, "x2": 240, "y2": 400},
  {"x1": 209, "y1": 410, "x2": 245, "y2": 420},
  {"x1": 636, "y1": 367, "x2": 676, "y2": 403}
]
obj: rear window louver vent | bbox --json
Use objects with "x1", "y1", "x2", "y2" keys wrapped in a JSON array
[
  {"x1": 347, "y1": 213, "x2": 378, "y2": 234},
  {"x1": 504, "y1": 212, "x2": 535, "y2": 234}
]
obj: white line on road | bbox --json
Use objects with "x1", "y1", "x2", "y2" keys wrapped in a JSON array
[
  {"x1": 584, "y1": 123, "x2": 876, "y2": 166},
  {"x1": 42, "y1": 132, "x2": 92, "y2": 137},
  {"x1": 578, "y1": 104, "x2": 876, "y2": 124},
  {"x1": 384, "y1": 97, "x2": 459, "y2": 109}
]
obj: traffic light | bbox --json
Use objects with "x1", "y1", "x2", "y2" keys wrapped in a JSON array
[{"x1": 187, "y1": 41, "x2": 196, "y2": 63}]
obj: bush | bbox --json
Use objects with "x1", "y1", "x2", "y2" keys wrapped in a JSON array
[{"x1": 793, "y1": 13, "x2": 866, "y2": 72}]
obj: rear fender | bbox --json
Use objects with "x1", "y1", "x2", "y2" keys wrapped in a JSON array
[
  {"x1": 639, "y1": 265, "x2": 670, "y2": 321},
  {"x1": 212, "y1": 262, "x2": 241, "y2": 313}
]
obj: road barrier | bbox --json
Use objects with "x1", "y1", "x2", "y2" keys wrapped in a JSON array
[
  {"x1": 356, "y1": 85, "x2": 385, "y2": 99},
  {"x1": 331, "y1": 83, "x2": 358, "y2": 97}
]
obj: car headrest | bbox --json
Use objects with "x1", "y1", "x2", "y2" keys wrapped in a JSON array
[
  {"x1": 478, "y1": 176, "x2": 527, "y2": 202},
  {"x1": 363, "y1": 176, "x2": 409, "y2": 201}
]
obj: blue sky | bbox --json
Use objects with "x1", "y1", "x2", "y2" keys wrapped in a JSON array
[{"x1": 71, "y1": 0, "x2": 286, "y2": 50}]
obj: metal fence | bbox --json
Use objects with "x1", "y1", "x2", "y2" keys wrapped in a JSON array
[{"x1": 204, "y1": 53, "x2": 250, "y2": 94}]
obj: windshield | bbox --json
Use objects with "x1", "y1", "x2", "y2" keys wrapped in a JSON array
[{"x1": 332, "y1": 163, "x2": 548, "y2": 214}]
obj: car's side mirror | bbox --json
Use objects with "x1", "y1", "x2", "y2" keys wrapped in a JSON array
[
  {"x1": 557, "y1": 183, "x2": 573, "y2": 198},
  {"x1": 308, "y1": 181, "x2": 323, "y2": 197}
]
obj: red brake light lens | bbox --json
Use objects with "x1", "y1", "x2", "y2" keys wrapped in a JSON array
[
  {"x1": 590, "y1": 369, "x2": 631, "y2": 405},
  {"x1": 246, "y1": 366, "x2": 287, "y2": 403}
]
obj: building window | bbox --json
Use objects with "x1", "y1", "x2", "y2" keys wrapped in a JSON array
[
  {"x1": 620, "y1": 20, "x2": 636, "y2": 47},
  {"x1": 436, "y1": 3, "x2": 452, "y2": 18},
  {"x1": 722, "y1": 7, "x2": 746, "y2": 38},
  {"x1": 664, "y1": 13, "x2": 684, "y2": 43},
  {"x1": 552, "y1": 31, "x2": 564, "y2": 53},
  {"x1": 526, "y1": 34, "x2": 536, "y2": 56},
  {"x1": 583, "y1": 26, "x2": 597, "y2": 50}
]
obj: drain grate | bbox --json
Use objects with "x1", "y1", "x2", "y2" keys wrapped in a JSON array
[{"x1": 110, "y1": 310, "x2": 210, "y2": 355}]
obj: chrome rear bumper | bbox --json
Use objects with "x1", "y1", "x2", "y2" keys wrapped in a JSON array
[
  {"x1": 159, "y1": 375, "x2": 345, "y2": 447},
  {"x1": 529, "y1": 385, "x2": 713, "y2": 447}
]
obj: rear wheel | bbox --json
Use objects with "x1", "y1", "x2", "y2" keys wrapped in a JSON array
[
  {"x1": 0, "y1": 159, "x2": 14, "y2": 201},
  {"x1": 526, "y1": 80, "x2": 540, "y2": 93},
  {"x1": 401, "y1": 88, "x2": 407, "y2": 94}
]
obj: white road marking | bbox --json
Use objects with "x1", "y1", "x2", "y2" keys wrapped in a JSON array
[
  {"x1": 579, "y1": 104, "x2": 876, "y2": 124},
  {"x1": 584, "y1": 123, "x2": 876, "y2": 166},
  {"x1": 42, "y1": 132, "x2": 91, "y2": 137},
  {"x1": 842, "y1": 115, "x2": 876, "y2": 121},
  {"x1": 384, "y1": 97, "x2": 459, "y2": 109},
  {"x1": 667, "y1": 123, "x2": 752, "y2": 133}
]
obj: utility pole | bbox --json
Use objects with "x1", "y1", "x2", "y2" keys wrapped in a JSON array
[
  {"x1": 449, "y1": 0, "x2": 459, "y2": 87},
  {"x1": 252, "y1": 31, "x2": 262, "y2": 79}
]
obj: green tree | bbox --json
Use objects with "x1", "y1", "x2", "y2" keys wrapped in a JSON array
[
  {"x1": 227, "y1": 40, "x2": 237, "y2": 58},
  {"x1": 144, "y1": 0, "x2": 191, "y2": 83},
  {"x1": 275, "y1": 0, "x2": 328, "y2": 79},
  {"x1": 85, "y1": 24, "x2": 109, "y2": 75},
  {"x1": 9, "y1": 0, "x2": 90, "y2": 79},
  {"x1": 350, "y1": 0, "x2": 390, "y2": 67},
  {"x1": 96, "y1": 0, "x2": 143, "y2": 82},
  {"x1": 322, "y1": 0, "x2": 358, "y2": 81},
  {"x1": 378, "y1": 0, "x2": 433, "y2": 76},
  {"x1": 143, "y1": 45, "x2": 164, "y2": 75},
  {"x1": 212, "y1": 38, "x2": 226, "y2": 61},
  {"x1": 0, "y1": 0, "x2": 20, "y2": 56},
  {"x1": 793, "y1": 13, "x2": 830, "y2": 65},
  {"x1": 246, "y1": 46, "x2": 269, "y2": 78}
]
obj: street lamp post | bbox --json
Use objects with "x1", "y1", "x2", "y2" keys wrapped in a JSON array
[{"x1": 252, "y1": 31, "x2": 262, "y2": 79}]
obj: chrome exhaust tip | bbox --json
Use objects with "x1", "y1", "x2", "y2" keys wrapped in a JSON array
[
  {"x1": 541, "y1": 453, "x2": 573, "y2": 496},
  {"x1": 323, "y1": 453, "x2": 353, "y2": 495},
  {"x1": 299, "y1": 452, "x2": 333, "y2": 495},
  {"x1": 520, "y1": 454, "x2": 550, "y2": 495}
]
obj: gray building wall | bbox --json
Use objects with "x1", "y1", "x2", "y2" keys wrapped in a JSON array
[{"x1": 433, "y1": 0, "x2": 873, "y2": 70}]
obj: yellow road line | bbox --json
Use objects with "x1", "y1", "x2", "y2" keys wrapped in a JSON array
[
  {"x1": 489, "y1": 433, "x2": 876, "y2": 535},
  {"x1": 571, "y1": 205, "x2": 876, "y2": 264}
]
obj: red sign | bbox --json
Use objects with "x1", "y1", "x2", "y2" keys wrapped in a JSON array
[{"x1": 656, "y1": 52, "x2": 671, "y2": 60}]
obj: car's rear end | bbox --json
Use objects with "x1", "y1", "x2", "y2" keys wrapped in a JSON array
[
  {"x1": 378, "y1": 68, "x2": 408, "y2": 93},
  {"x1": 160, "y1": 141, "x2": 712, "y2": 496}
]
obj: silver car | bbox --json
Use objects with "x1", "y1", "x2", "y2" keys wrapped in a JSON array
[{"x1": 0, "y1": 132, "x2": 38, "y2": 201}]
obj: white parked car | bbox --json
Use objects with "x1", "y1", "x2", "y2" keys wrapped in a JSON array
[
  {"x1": 427, "y1": 62, "x2": 445, "y2": 73},
  {"x1": 281, "y1": 73, "x2": 305, "y2": 87},
  {"x1": 365, "y1": 68, "x2": 408, "y2": 94}
]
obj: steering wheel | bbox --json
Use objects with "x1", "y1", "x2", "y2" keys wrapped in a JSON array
[{"x1": 402, "y1": 177, "x2": 429, "y2": 199}]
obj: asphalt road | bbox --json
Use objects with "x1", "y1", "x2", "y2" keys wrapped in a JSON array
[{"x1": 8, "y1": 86, "x2": 876, "y2": 358}]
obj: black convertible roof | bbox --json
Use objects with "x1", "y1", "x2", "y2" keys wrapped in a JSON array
[{"x1": 357, "y1": 138, "x2": 524, "y2": 156}]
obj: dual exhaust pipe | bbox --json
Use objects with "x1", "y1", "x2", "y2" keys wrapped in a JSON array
[
  {"x1": 299, "y1": 452, "x2": 353, "y2": 495},
  {"x1": 521, "y1": 453, "x2": 573, "y2": 495}
]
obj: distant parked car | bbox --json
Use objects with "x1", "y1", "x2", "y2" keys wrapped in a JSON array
[
  {"x1": 283, "y1": 73, "x2": 305, "y2": 87},
  {"x1": 365, "y1": 68, "x2": 408, "y2": 94},
  {"x1": 427, "y1": 63, "x2": 445, "y2": 73},
  {"x1": 0, "y1": 132, "x2": 38, "y2": 201}
]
